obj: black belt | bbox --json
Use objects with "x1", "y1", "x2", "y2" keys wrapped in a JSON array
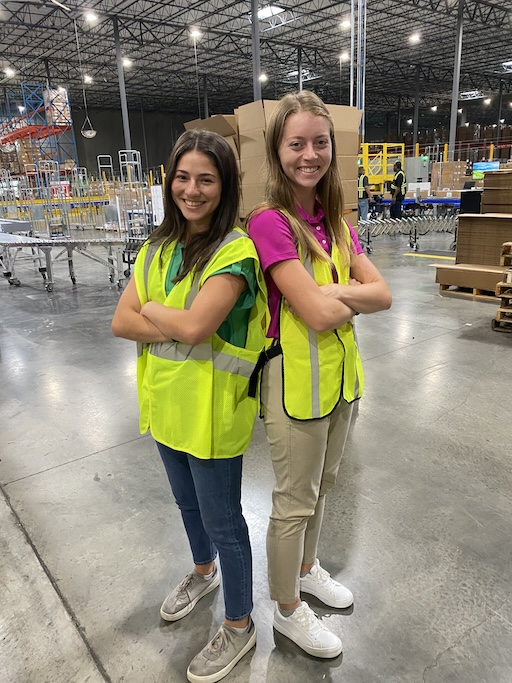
[{"x1": 248, "y1": 342, "x2": 282, "y2": 398}]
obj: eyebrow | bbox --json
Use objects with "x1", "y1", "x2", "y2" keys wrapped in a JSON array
[{"x1": 175, "y1": 169, "x2": 217, "y2": 177}]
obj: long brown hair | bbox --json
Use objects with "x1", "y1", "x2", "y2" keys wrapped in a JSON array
[
  {"x1": 149, "y1": 129, "x2": 240, "y2": 282},
  {"x1": 251, "y1": 91, "x2": 351, "y2": 267}
]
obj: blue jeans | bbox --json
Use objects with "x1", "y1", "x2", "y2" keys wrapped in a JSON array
[
  {"x1": 156, "y1": 442, "x2": 252, "y2": 621},
  {"x1": 358, "y1": 198, "x2": 369, "y2": 221}
]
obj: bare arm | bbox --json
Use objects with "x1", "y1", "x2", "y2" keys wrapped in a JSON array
[
  {"x1": 140, "y1": 273, "x2": 247, "y2": 345},
  {"x1": 320, "y1": 252, "x2": 392, "y2": 314},
  {"x1": 269, "y1": 259, "x2": 355, "y2": 333},
  {"x1": 111, "y1": 277, "x2": 169, "y2": 342}
]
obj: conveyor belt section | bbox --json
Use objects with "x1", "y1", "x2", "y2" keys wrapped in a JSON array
[
  {"x1": 357, "y1": 216, "x2": 458, "y2": 253},
  {"x1": 0, "y1": 235, "x2": 131, "y2": 291}
]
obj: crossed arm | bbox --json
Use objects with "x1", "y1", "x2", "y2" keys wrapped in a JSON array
[
  {"x1": 269, "y1": 251, "x2": 391, "y2": 333},
  {"x1": 111, "y1": 274, "x2": 247, "y2": 345}
]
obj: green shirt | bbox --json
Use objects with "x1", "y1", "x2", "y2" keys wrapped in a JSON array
[{"x1": 164, "y1": 243, "x2": 258, "y2": 348}]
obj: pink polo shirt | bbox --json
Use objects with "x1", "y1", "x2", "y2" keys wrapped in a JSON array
[{"x1": 248, "y1": 204, "x2": 363, "y2": 339}]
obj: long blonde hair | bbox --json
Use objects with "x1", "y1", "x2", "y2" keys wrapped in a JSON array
[{"x1": 250, "y1": 91, "x2": 351, "y2": 267}]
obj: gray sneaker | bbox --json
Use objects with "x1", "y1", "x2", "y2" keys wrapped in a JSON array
[
  {"x1": 160, "y1": 568, "x2": 220, "y2": 622},
  {"x1": 186, "y1": 618, "x2": 256, "y2": 683}
]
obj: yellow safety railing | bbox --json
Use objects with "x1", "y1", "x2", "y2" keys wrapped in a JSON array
[{"x1": 358, "y1": 143, "x2": 405, "y2": 193}]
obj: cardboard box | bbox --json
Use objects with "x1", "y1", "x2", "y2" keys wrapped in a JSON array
[
  {"x1": 337, "y1": 156, "x2": 358, "y2": 182},
  {"x1": 240, "y1": 184, "x2": 265, "y2": 218},
  {"x1": 456, "y1": 213, "x2": 512, "y2": 266},
  {"x1": 237, "y1": 100, "x2": 279, "y2": 133},
  {"x1": 481, "y1": 188, "x2": 512, "y2": 205},
  {"x1": 240, "y1": 157, "x2": 266, "y2": 185},
  {"x1": 483, "y1": 170, "x2": 512, "y2": 189},
  {"x1": 481, "y1": 203, "x2": 512, "y2": 214},
  {"x1": 435, "y1": 263, "x2": 504, "y2": 292},
  {"x1": 239, "y1": 130, "x2": 266, "y2": 159},
  {"x1": 343, "y1": 179, "x2": 358, "y2": 205},
  {"x1": 184, "y1": 114, "x2": 239, "y2": 156},
  {"x1": 344, "y1": 210, "x2": 358, "y2": 228}
]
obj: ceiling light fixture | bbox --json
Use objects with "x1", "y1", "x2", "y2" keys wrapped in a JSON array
[
  {"x1": 259, "y1": 73, "x2": 268, "y2": 82},
  {"x1": 85, "y1": 12, "x2": 97, "y2": 22},
  {"x1": 18, "y1": 105, "x2": 25, "y2": 113},
  {"x1": 431, "y1": 105, "x2": 437, "y2": 111},
  {"x1": 4, "y1": 67, "x2": 15, "y2": 77},
  {"x1": 258, "y1": 5, "x2": 285, "y2": 20},
  {"x1": 190, "y1": 28, "x2": 202, "y2": 38},
  {"x1": 84, "y1": 74, "x2": 93, "y2": 83},
  {"x1": 340, "y1": 52, "x2": 349, "y2": 62},
  {"x1": 341, "y1": 19, "x2": 351, "y2": 29},
  {"x1": 460, "y1": 90, "x2": 484, "y2": 100},
  {"x1": 409, "y1": 32, "x2": 421, "y2": 44},
  {"x1": 484, "y1": 98, "x2": 491, "y2": 105},
  {"x1": 50, "y1": 0, "x2": 71, "y2": 11},
  {"x1": 122, "y1": 58, "x2": 132, "y2": 68},
  {"x1": 458, "y1": 108, "x2": 463, "y2": 113},
  {"x1": 407, "y1": 119, "x2": 413, "y2": 124}
]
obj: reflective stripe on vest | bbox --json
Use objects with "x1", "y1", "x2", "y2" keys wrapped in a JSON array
[
  {"x1": 277, "y1": 213, "x2": 364, "y2": 420},
  {"x1": 150, "y1": 340, "x2": 256, "y2": 378},
  {"x1": 358, "y1": 174, "x2": 367, "y2": 199}
]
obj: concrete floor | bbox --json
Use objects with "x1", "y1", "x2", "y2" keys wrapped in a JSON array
[{"x1": 1, "y1": 232, "x2": 511, "y2": 683}]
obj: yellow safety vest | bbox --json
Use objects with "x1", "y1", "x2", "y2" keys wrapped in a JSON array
[
  {"x1": 278, "y1": 217, "x2": 364, "y2": 420},
  {"x1": 358, "y1": 174, "x2": 368, "y2": 199},
  {"x1": 391, "y1": 170, "x2": 407, "y2": 196},
  {"x1": 133, "y1": 228, "x2": 268, "y2": 458}
]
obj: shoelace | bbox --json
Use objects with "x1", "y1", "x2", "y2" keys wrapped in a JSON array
[
  {"x1": 294, "y1": 605, "x2": 323, "y2": 634},
  {"x1": 314, "y1": 565, "x2": 334, "y2": 587},
  {"x1": 208, "y1": 626, "x2": 232, "y2": 656},
  {"x1": 175, "y1": 573, "x2": 195, "y2": 597}
]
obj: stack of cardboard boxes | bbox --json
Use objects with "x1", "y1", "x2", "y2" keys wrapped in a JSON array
[
  {"x1": 184, "y1": 100, "x2": 361, "y2": 226},
  {"x1": 480, "y1": 170, "x2": 512, "y2": 214},
  {"x1": 435, "y1": 212, "x2": 512, "y2": 295},
  {"x1": 430, "y1": 161, "x2": 470, "y2": 192}
]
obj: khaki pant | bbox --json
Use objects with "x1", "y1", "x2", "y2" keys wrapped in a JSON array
[{"x1": 260, "y1": 354, "x2": 353, "y2": 604}]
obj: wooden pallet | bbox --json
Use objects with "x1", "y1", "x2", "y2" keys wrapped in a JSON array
[
  {"x1": 496, "y1": 281, "x2": 512, "y2": 298},
  {"x1": 439, "y1": 284, "x2": 496, "y2": 302},
  {"x1": 492, "y1": 318, "x2": 512, "y2": 333},
  {"x1": 496, "y1": 307, "x2": 512, "y2": 321}
]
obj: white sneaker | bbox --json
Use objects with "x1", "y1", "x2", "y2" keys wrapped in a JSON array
[
  {"x1": 300, "y1": 559, "x2": 353, "y2": 608},
  {"x1": 273, "y1": 601, "x2": 342, "y2": 658}
]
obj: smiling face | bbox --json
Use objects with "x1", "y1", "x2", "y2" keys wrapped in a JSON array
[
  {"x1": 277, "y1": 111, "x2": 332, "y2": 206},
  {"x1": 171, "y1": 150, "x2": 222, "y2": 235}
]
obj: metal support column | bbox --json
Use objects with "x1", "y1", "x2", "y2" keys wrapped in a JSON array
[
  {"x1": 350, "y1": 0, "x2": 355, "y2": 107},
  {"x1": 203, "y1": 74, "x2": 209, "y2": 119},
  {"x1": 251, "y1": 0, "x2": 261, "y2": 101},
  {"x1": 448, "y1": 0, "x2": 464, "y2": 161},
  {"x1": 44, "y1": 58, "x2": 52, "y2": 88},
  {"x1": 113, "y1": 16, "x2": 132, "y2": 151},
  {"x1": 298, "y1": 47, "x2": 303, "y2": 91},
  {"x1": 497, "y1": 79, "x2": 504, "y2": 144},
  {"x1": 413, "y1": 65, "x2": 420, "y2": 148},
  {"x1": 140, "y1": 104, "x2": 149, "y2": 172},
  {"x1": 397, "y1": 96, "x2": 401, "y2": 138}
]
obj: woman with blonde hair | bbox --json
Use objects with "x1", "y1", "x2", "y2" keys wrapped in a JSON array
[{"x1": 248, "y1": 91, "x2": 391, "y2": 658}]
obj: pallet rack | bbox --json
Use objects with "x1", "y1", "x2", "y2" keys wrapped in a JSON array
[{"x1": 492, "y1": 242, "x2": 512, "y2": 333}]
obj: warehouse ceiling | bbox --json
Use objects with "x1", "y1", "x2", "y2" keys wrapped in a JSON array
[{"x1": 0, "y1": 0, "x2": 511, "y2": 128}]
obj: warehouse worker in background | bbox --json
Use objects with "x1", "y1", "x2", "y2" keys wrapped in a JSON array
[
  {"x1": 390, "y1": 160, "x2": 406, "y2": 219},
  {"x1": 112, "y1": 129, "x2": 267, "y2": 683},
  {"x1": 358, "y1": 165, "x2": 372, "y2": 221},
  {"x1": 248, "y1": 91, "x2": 392, "y2": 660}
]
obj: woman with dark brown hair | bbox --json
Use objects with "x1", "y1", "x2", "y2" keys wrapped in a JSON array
[{"x1": 112, "y1": 129, "x2": 267, "y2": 683}]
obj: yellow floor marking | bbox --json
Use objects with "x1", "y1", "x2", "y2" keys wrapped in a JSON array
[{"x1": 403, "y1": 253, "x2": 455, "y2": 260}]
